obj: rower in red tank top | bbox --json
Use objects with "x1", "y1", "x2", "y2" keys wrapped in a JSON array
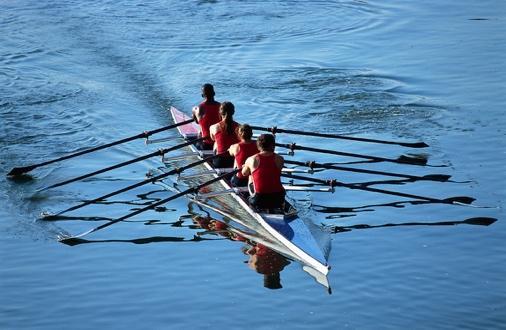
[
  {"x1": 242, "y1": 134, "x2": 286, "y2": 211},
  {"x1": 210, "y1": 101, "x2": 240, "y2": 168},
  {"x1": 192, "y1": 83, "x2": 221, "y2": 150},
  {"x1": 229, "y1": 124, "x2": 259, "y2": 187}
]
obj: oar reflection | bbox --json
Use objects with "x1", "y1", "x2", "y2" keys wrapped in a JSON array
[{"x1": 328, "y1": 217, "x2": 497, "y2": 234}]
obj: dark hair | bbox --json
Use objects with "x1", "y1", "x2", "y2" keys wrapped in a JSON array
[
  {"x1": 238, "y1": 124, "x2": 253, "y2": 141},
  {"x1": 257, "y1": 134, "x2": 275, "y2": 152},
  {"x1": 202, "y1": 83, "x2": 215, "y2": 98},
  {"x1": 220, "y1": 101, "x2": 235, "y2": 135}
]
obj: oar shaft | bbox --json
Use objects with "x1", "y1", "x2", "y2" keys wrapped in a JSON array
[
  {"x1": 252, "y1": 126, "x2": 428, "y2": 148},
  {"x1": 277, "y1": 143, "x2": 425, "y2": 165},
  {"x1": 285, "y1": 159, "x2": 431, "y2": 181},
  {"x1": 55, "y1": 152, "x2": 224, "y2": 215},
  {"x1": 61, "y1": 169, "x2": 238, "y2": 240},
  {"x1": 7, "y1": 119, "x2": 195, "y2": 177},
  {"x1": 282, "y1": 173, "x2": 443, "y2": 203},
  {"x1": 41, "y1": 138, "x2": 203, "y2": 191}
]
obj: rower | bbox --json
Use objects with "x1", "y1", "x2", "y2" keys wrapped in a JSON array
[
  {"x1": 210, "y1": 101, "x2": 240, "y2": 168},
  {"x1": 242, "y1": 134, "x2": 285, "y2": 211},
  {"x1": 228, "y1": 124, "x2": 259, "y2": 187},
  {"x1": 192, "y1": 83, "x2": 221, "y2": 150}
]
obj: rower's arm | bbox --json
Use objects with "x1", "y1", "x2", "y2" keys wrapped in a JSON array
[
  {"x1": 242, "y1": 156, "x2": 253, "y2": 177},
  {"x1": 229, "y1": 143, "x2": 239, "y2": 157},
  {"x1": 276, "y1": 154, "x2": 284, "y2": 169},
  {"x1": 209, "y1": 123, "x2": 218, "y2": 141},
  {"x1": 192, "y1": 105, "x2": 204, "y2": 122}
]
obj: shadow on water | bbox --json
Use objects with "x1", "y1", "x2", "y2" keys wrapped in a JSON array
[
  {"x1": 328, "y1": 217, "x2": 498, "y2": 234},
  {"x1": 312, "y1": 197, "x2": 483, "y2": 220},
  {"x1": 60, "y1": 234, "x2": 217, "y2": 246},
  {"x1": 60, "y1": 214, "x2": 291, "y2": 290},
  {"x1": 55, "y1": 210, "x2": 496, "y2": 290}
]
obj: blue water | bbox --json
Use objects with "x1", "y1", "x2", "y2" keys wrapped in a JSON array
[{"x1": 1, "y1": 1, "x2": 505, "y2": 329}]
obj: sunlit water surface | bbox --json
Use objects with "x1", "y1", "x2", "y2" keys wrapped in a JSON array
[{"x1": 1, "y1": 1, "x2": 505, "y2": 329}]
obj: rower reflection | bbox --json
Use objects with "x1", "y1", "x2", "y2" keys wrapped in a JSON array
[
  {"x1": 193, "y1": 215, "x2": 290, "y2": 290},
  {"x1": 244, "y1": 242, "x2": 290, "y2": 290}
]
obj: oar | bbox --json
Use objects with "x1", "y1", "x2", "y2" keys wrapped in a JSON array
[
  {"x1": 281, "y1": 173, "x2": 475, "y2": 205},
  {"x1": 7, "y1": 118, "x2": 195, "y2": 177},
  {"x1": 276, "y1": 142, "x2": 427, "y2": 166},
  {"x1": 42, "y1": 152, "x2": 225, "y2": 218},
  {"x1": 58, "y1": 169, "x2": 239, "y2": 242},
  {"x1": 285, "y1": 160, "x2": 450, "y2": 182},
  {"x1": 38, "y1": 138, "x2": 203, "y2": 191},
  {"x1": 251, "y1": 125, "x2": 428, "y2": 148}
]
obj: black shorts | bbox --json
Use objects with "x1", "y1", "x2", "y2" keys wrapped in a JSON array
[
  {"x1": 212, "y1": 154, "x2": 234, "y2": 169},
  {"x1": 196, "y1": 140, "x2": 213, "y2": 151},
  {"x1": 230, "y1": 174, "x2": 248, "y2": 187},
  {"x1": 249, "y1": 190, "x2": 286, "y2": 211}
]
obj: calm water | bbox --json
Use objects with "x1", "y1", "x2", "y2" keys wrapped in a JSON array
[{"x1": 1, "y1": 1, "x2": 505, "y2": 329}]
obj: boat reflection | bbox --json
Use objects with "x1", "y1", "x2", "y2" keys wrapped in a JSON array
[{"x1": 192, "y1": 215, "x2": 291, "y2": 290}]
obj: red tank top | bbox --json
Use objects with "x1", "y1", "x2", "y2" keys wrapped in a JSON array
[
  {"x1": 214, "y1": 121, "x2": 240, "y2": 153},
  {"x1": 235, "y1": 141, "x2": 259, "y2": 179},
  {"x1": 198, "y1": 101, "x2": 221, "y2": 145},
  {"x1": 251, "y1": 154, "x2": 284, "y2": 194}
]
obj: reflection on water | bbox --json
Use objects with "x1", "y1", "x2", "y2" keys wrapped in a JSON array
[
  {"x1": 328, "y1": 217, "x2": 497, "y2": 234},
  {"x1": 192, "y1": 215, "x2": 291, "y2": 290}
]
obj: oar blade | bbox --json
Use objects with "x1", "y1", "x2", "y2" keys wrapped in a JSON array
[
  {"x1": 7, "y1": 165, "x2": 35, "y2": 177},
  {"x1": 58, "y1": 227, "x2": 96, "y2": 243},
  {"x1": 58, "y1": 236, "x2": 88, "y2": 246}
]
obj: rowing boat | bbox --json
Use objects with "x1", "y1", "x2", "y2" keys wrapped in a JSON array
[{"x1": 166, "y1": 107, "x2": 331, "y2": 289}]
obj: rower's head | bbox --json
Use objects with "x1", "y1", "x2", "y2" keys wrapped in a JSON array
[
  {"x1": 201, "y1": 83, "x2": 215, "y2": 99},
  {"x1": 238, "y1": 124, "x2": 253, "y2": 141},
  {"x1": 257, "y1": 134, "x2": 275, "y2": 152},
  {"x1": 219, "y1": 101, "x2": 235, "y2": 119}
]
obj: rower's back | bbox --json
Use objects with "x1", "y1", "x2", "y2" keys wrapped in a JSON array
[
  {"x1": 245, "y1": 134, "x2": 286, "y2": 212},
  {"x1": 193, "y1": 83, "x2": 221, "y2": 150}
]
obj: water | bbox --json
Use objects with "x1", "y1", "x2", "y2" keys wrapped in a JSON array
[{"x1": 1, "y1": 0, "x2": 505, "y2": 329}]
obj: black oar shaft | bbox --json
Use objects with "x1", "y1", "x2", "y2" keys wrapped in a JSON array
[
  {"x1": 41, "y1": 138, "x2": 203, "y2": 191},
  {"x1": 60, "y1": 169, "x2": 239, "y2": 241},
  {"x1": 7, "y1": 119, "x2": 195, "y2": 177},
  {"x1": 284, "y1": 159, "x2": 446, "y2": 181},
  {"x1": 252, "y1": 125, "x2": 428, "y2": 148},
  {"x1": 277, "y1": 143, "x2": 426, "y2": 165},
  {"x1": 54, "y1": 152, "x2": 223, "y2": 215},
  {"x1": 282, "y1": 173, "x2": 445, "y2": 203}
]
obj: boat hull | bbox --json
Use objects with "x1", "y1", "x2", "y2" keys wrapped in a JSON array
[{"x1": 168, "y1": 107, "x2": 331, "y2": 288}]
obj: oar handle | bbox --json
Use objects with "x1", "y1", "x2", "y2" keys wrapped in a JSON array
[
  {"x1": 7, "y1": 118, "x2": 195, "y2": 177},
  {"x1": 252, "y1": 126, "x2": 428, "y2": 148}
]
